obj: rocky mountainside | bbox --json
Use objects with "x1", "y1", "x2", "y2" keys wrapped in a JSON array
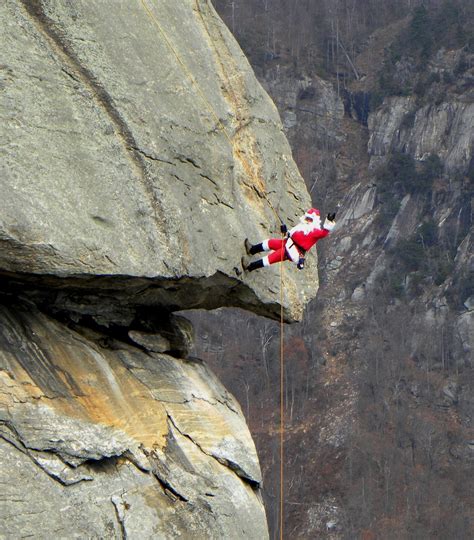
[
  {"x1": 0, "y1": 1, "x2": 318, "y2": 538},
  {"x1": 1, "y1": 0, "x2": 318, "y2": 322},
  {"x1": 194, "y1": 1, "x2": 474, "y2": 538}
]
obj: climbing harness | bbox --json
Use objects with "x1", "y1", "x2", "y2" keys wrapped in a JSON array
[{"x1": 139, "y1": 1, "x2": 288, "y2": 535}]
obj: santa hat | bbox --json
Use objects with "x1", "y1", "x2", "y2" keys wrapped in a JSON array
[{"x1": 304, "y1": 208, "x2": 320, "y2": 221}]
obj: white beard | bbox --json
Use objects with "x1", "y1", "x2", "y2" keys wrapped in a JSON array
[{"x1": 292, "y1": 217, "x2": 321, "y2": 235}]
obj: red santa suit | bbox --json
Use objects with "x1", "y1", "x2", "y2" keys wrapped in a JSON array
[{"x1": 261, "y1": 208, "x2": 335, "y2": 267}]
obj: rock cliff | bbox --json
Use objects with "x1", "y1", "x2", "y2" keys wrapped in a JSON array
[
  {"x1": 1, "y1": 0, "x2": 317, "y2": 322},
  {"x1": 193, "y1": 2, "x2": 474, "y2": 537},
  {"x1": 0, "y1": 0, "x2": 317, "y2": 537},
  {"x1": 1, "y1": 300, "x2": 265, "y2": 538}
]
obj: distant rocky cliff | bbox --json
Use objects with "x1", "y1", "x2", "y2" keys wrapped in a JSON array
[
  {"x1": 197, "y1": 2, "x2": 474, "y2": 538},
  {"x1": 0, "y1": 1, "x2": 317, "y2": 537}
]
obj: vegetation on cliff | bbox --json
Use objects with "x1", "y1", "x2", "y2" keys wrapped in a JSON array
[{"x1": 207, "y1": 1, "x2": 473, "y2": 537}]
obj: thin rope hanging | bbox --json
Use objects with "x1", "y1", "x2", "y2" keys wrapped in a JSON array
[{"x1": 279, "y1": 252, "x2": 285, "y2": 540}]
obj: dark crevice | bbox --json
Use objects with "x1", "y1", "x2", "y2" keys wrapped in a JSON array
[
  {"x1": 0, "y1": 266, "x2": 286, "y2": 322},
  {"x1": 176, "y1": 156, "x2": 201, "y2": 169},
  {"x1": 191, "y1": 393, "x2": 239, "y2": 415},
  {"x1": 199, "y1": 173, "x2": 219, "y2": 187},
  {"x1": 166, "y1": 412, "x2": 261, "y2": 489},
  {"x1": 0, "y1": 422, "x2": 29, "y2": 455},
  {"x1": 1, "y1": 425, "x2": 92, "y2": 486},
  {"x1": 131, "y1": 146, "x2": 175, "y2": 166},
  {"x1": 215, "y1": 455, "x2": 261, "y2": 490},
  {"x1": 153, "y1": 473, "x2": 189, "y2": 502},
  {"x1": 82, "y1": 454, "x2": 124, "y2": 474},
  {"x1": 111, "y1": 496, "x2": 128, "y2": 540},
  {"x1": 60, "y1": 66, "x2": 81, "y2": 84}
]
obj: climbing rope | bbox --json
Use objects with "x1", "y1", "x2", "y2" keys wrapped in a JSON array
[
  {"x1": 279, "y1": 247, "x2": 285, "y2": 540},
  {"x1": 139, "y1": 1, "x2": 288, "y2": 535}
]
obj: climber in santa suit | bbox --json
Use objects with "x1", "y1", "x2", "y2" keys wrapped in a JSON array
[{"x1": 242, "y1": 208, "x2": 336, "y2": 272}]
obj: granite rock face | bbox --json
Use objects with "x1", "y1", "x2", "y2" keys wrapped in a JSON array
[
  {"x1": 0, "y1": 0, "x2": 320, "y2": 537},
  {"x1": 368, "y1": 96, "x2": 474, "y2": 174},
  {"x1": 1, "y1": 0, "x2": 317, "y2": 323},
  {"x1": 0, "y1": 302, "x2": 266, "y2": 539}
]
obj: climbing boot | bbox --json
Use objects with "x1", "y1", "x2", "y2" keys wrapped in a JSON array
[
  {"x1": 242, "y1": 257, "x2": 264, "y2": 273},
  {"x1": 244, "y1": 238, "x2": 253, "y2": 255},
  {"x1": 244, "y1": 239, "x2": 264, "y2": 256}
]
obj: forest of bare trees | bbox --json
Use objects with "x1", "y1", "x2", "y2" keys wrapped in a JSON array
[
  {"x1": 216, "y1": 0, "x2": 472, "y2": 84},
  {"x1": 194, "y1": 1, "x2": 474, "y2": 537}
]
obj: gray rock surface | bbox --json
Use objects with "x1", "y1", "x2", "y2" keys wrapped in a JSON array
[
  {"x1": 368, "y1": 96, "x2": 474, "y2": 173},
  {"x1": 0, "y1": 302, "x2": 267, "y2": 539},
  {"x1": 1, "y1": 0, "x2": 317, "y2": 322},
  {"x1": 262, "y1": 74, "x2": 344, "y2": 136},
  {"x1": 0, "y1": 0, "x2": 325, "y2": 537},
  {"x1": 128, "y1": 330, "x2": 171, "y2": 353}
]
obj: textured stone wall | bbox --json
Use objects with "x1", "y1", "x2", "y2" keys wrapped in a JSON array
[
  {"x1": 0, "y1": 302, "x2": 267, "y2": 538},
  {"x1": 0, "y1": 0, "x2": 321, "y2": 537},
  {"x1": 1, "y1": 0, "x2": 318, "y2": 322}
]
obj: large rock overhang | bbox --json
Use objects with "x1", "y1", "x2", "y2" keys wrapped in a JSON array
[{"x1": 1, "y1": 0, "x2": 318, "y2": 323}]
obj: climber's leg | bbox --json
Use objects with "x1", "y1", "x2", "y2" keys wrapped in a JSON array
[
  {"x1": 267, "y1": 239, "x2": 285, "y2": 251},
  {"x1": 264, "y1": 246, "x2": 288, "y2": 266},
  {"x1": 242, "y1": 258, "x2": 265, "y2": 272},
  {"x1": 242, "y1": 239, "x2": 288, "y2": 272},
  {"x1": 245, "y1": 238, "x2": 284, "y2": 255}
]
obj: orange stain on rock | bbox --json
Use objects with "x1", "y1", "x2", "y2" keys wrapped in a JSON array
[{"x1": 2, "y1": 326, "x2": 169, "y2": 450}]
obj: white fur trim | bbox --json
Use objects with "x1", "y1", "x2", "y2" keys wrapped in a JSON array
[
  {"x1": 323, "y1": 219, "x2": 336, "y2": 231},
  {"x1": 262, "y1": 256, "x2": 271, "y2": 267},
  {"x1": 290, "y1": 220, "x2": 320, "y2": 236},
  {"x1": 305, "y1": 209, "x2": 320, "y2": 220},
  {"x1": 262, "y1": 239, "x2": 270, "y2": 251}
]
